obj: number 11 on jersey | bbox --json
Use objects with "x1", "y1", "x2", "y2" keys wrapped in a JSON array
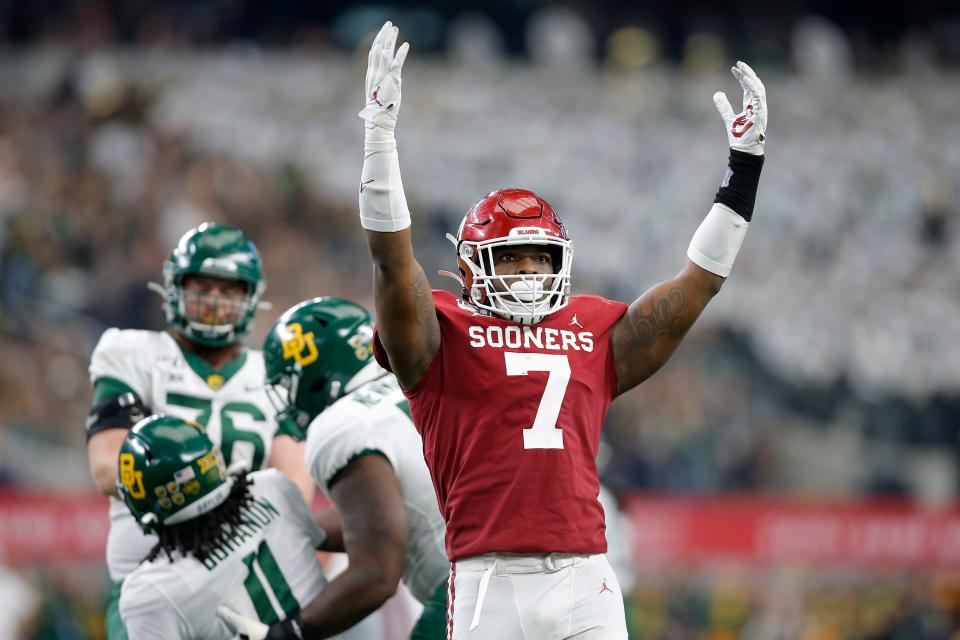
[{"x1": 504, "y1": 352, "x2": 569, "y2": 449}]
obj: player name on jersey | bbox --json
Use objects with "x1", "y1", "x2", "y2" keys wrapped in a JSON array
[
  {"x1": 467, "y1": 325, "x2": 594, "y2": 352},
  {"x1": 200, "y1": 496, "x2": 280, "y2": 571}
]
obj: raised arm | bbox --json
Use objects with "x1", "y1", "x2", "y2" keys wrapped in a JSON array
[
  {"x1": 358, "y1": 22, "x2": 439, "y2": 389},
  {"x1": 612, "y1": 261, "x2": 724, "y2": 393},
  {"x1": 613, "y1": 61, "x2": 767, "y2": 395}
]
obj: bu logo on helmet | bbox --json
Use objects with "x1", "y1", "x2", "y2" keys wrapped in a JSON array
[
  {"x1": 119, "y1": 453, "x2": 146, "y2": 499},
  {"x1": 281, "y1": 323, "x2": 319, "y2": 366}
]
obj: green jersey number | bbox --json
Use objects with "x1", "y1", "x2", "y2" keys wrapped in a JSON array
[
  {"x1": 242, "y1": 541, "x2": 299, "y2": 624},
  {"x1": 166, "y1": 393, "x2": 267, "y2": 469}
]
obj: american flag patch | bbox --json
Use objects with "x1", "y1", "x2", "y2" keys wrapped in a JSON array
[{"x1": 174, "y1": 466, "x2": 196, "y2": 484}]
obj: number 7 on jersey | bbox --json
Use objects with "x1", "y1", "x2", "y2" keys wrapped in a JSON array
[{"x1": 504, "y1": 352, "x2": 569, "y2": 449}]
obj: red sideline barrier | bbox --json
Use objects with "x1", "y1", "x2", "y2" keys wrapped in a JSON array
[
  {"x1": 623, "y1": 494, "x2": 960, "y2": 568},
  {"x1": 0, "y1": 489, "x2": 110, "y2": 565},
  {"x1": 4, "y1": 489, "x2": 960, "y2": 568},
  {"x1": 0, "y1": 489, "x2": 330, "y2": 566}
]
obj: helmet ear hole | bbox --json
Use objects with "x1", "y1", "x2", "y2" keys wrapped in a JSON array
[
  {"x1": 140, "y1": 513, "x2": 158, "y2": 532},
  {"x1": 308, "y1": 377, "x2": 329, "y2": 393}
]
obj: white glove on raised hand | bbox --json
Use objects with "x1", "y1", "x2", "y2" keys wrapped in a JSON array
[
  {"x1": 713, "y1": 61, "x2": 767, "y2": 155},
  {"x1": 359, "y1": 21, "x2": 409, "y2": 132},
  {"x1": 217, "y1": 605, "x2": 269, "y2": 640}
]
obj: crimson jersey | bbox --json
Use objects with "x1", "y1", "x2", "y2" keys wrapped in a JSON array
[{"x1": 374, "y1": 290, "x2": 628, "y2": 561}]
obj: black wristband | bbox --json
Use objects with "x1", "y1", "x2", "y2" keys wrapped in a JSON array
[
  {"x1": 266, "y1": 617, "x2": 303, "y2": 640},
  {"x1": 714, "y1": 149, "x2": 764, "y2": 222},
  {"x1": 266, "y1": 614, "x2": 322, "y2": 640}
]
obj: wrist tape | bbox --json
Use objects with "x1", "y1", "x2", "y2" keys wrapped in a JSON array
[
  {"x1": 359, "y1": 123, "x2": 411, "y2": 232},
  {"x1": 687, "y1": 203, "x2": 749, "y2": 277}
]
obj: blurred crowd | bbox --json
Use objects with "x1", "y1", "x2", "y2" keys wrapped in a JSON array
[
  {"x1": 627, "y1": 566, "x2": 960, "y2": 639},
  {"x1": 0, "y1": 45, "x2": 958, "y2": 500}
]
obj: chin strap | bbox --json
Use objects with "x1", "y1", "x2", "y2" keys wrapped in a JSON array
[
  {"x1": 146, "y1": 281, "x2": 169, "y2": 300},
  {"x1": 437, "y1": 270, "x2": 464, "y2": 288},
  {"x1": 440, "y1": 232, "x2": 469, "y2": 294}
]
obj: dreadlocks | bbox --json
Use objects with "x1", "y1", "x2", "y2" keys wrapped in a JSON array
[{"x1": 147, "y1": 471, "x2": 255, "y2": 563}]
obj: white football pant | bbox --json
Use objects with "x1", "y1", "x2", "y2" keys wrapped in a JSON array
[{"x1": 448, "y1": 553, "x2": 628, "y2": 639}]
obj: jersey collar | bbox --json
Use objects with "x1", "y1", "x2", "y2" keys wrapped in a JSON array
[{"x1": 168, "y1": 334, "x2": 248, "y2": 391}]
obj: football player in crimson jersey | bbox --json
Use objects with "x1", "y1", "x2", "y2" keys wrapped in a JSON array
[{"x1": 354, "y1": 22, "x2": 768, "y2": 640}]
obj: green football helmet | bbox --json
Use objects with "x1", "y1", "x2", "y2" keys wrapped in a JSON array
[
  {"x1": 153, "y1": 222, "x2": 266, "y2": 347},
  {"x1": 117, "y1": 415, "x2": 231, "y2": 534},
  {"x1": 263, "y1": 297, "x2": 377, "y2": 440}
]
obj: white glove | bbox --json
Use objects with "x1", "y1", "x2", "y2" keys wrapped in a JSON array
[
  {"x1": 357, "y1": 20, "x2": 412, "y2": 232},
  {"x1": 713, "y1": 61, "x2": 767, "y2": 155},
  {"x1": 359, "y1": 21, "x2": 410, "y2": 133},
  {"x1": 217, "y1": 605, "x2": 269, "y2": 640}
]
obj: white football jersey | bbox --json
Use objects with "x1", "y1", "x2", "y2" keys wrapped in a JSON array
[
  {"x1": 119, "y1": 470, "x2": 327, "y2": 640},
  {"x1": 89, "y1": 328, "x2": 281, "y2": 581},
  {"x1": 304, "y1": 374, "x2": 447, "y2": 604}
]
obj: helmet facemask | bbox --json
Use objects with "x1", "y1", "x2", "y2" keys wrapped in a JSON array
[
  {"x1": 442, "y1": 188, "x2": 575, "y2": 325},
  {"x1": 264, "y1": 357, "x2": 386, "y2": 441},
  {"x1": 264, "y1": 367, "x2": 313, "y2": 440},
  {"x1": 170, "y1": 274, "x2": 263, "y2": 347},
  {"x1": 451, "y1": 233, "x2": 573, "y2": 325}
]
